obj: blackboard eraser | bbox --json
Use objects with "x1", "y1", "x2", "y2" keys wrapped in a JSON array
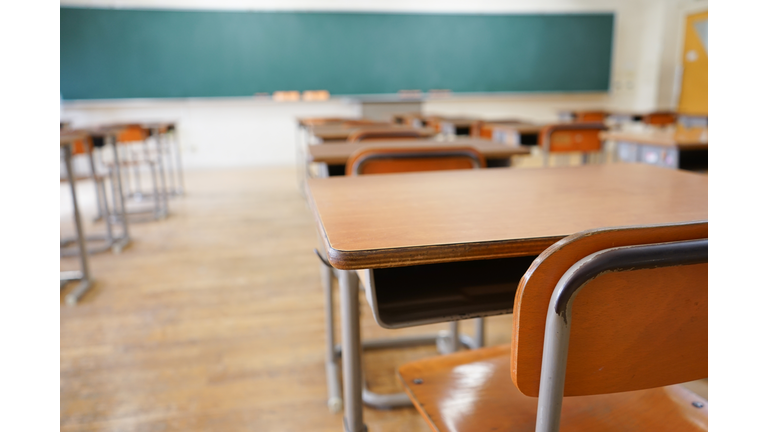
[
  {"x1": 398, "y1": 90, "x2": 423, "y2": 99},
  {"x1": 273, "y1": 91, "x2": 301, "y2": 102},
  {"x1": 429, "y1": 89, "x2": 452, "y2": 98},
  {"x1": 302, "y1": 90, "x2": 330, "y2": 101}
]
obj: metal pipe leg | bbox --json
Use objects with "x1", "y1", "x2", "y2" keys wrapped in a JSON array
[
  {"x1": 339, "y1": 270, "x2": 366, "y2": 432},
  {"x1": 152, "y1": 129, "x2": 170, "y2": 216},
  {"x1": 90, "y1": 148, "x2": 106, "y2": 222},
  {"x1": 474, "y1": 318, "x2": 485, "y2": 349},
  {"x1": 172, "y1": 129, "x2": 185, "y2": 195},
  {"x1": 322, "y1": 263, "x2": 342, "y2": 413},
  {"x1": 109, "y1": 135, "x2": 131, "y2": 241},
  {"x1": 437, "y1": 321, "x2": 460, "y2": 354},
  {"x1": 88, "y1": 146, "x2": 114, "y2": 244},
  {"x1": 62, "y1": 145, "x2": 92, "y2": 305},
  {"x1": 162, "y1": 132, "x2": 178, "y2": 197},
  {"x1": 143, "y1": 138, "x2": 163, "y2": 219},
  {"x1": 131, "y1": 144, "x2": 143, "y2": 200}
]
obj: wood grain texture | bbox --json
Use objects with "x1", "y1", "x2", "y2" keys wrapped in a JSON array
[
  {"x1": 574, "y1": 111, "x2": 608, "y2": 122},
  {"x1": 61, "y1": 130, "x2": 89, "y2": 147},
  {"x1": 346, "y1": 146, "x2": 486, "y2": 176},
  {"x1": 298, "y1": 117, "x2": 358, "y2": 127},
  {"x1": 600, "y1": 129, "x2": 708, "y2": 149},
  {"x1": 643, "y1": 111, "x2": 678, "y2": 126},
  {"x1": 512, "y1": 222, "x2": 708, "y2": 397},
  {"x1": 348, "y1": 129, "x2": 426, "y2": 143},
  {"x1": 305, "y1": 164, "x2": 708, "y2": 270},
  {"x1": 310, "y1": 124, "x2": 435, "y2": 141},
  {"x1": 398, "y1": 345, "x2": 708, "y2": 432},
  {"x1": 307, "y1": 138, "x2": 529, "y2": 165},
  {"x1": 539, "y1": 123, "x2": 606, "y2": 153}
]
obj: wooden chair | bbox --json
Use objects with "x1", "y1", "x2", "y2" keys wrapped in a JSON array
[
  {"x1": 347, "y1": 128, "x2": 425, "y2": 143},
  {"x1": 539, "y1": 122, "x2": 607, "y2": 167},
  {"x1": 399, "y1": 221, "x2": 708, "y2": 432},
  {"x1": 346, "y1": 146, "x2": 486, "y2": 176},
  {"x1": 643, "y1": 111, "x2": 678, "y2": 126},
  {"x1": 574, "y1": 110, "x2": 608, "y2": 122}
]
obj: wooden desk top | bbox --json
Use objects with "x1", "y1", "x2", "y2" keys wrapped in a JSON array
[
  {"x1": 310, "y1": 125, "x2": 436, "y2": 141},
  {"x1": 81, "y1": 124, "x2": 131, "y2": 137},
  {"x1": 307, "y1": 164, "x2": 707, "y2": 270},
  {"x1": 435, "y1": 117, "x2": 479, "y2": 127},
  {"x1": 482, "y1": 122, "x2": 544, "y2": 135},
  {"x1": 307, "y1": 138, "x2": 530, "y2": 165},
  {"x1": 600, "y1": 129, "x2": 708, "y2": 149},
  {"x1": 60, "y1": 130, "x2": 89, "y2": 147}
]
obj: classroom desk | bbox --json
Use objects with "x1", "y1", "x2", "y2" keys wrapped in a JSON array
[
  {"x1": 601, "y1": 128, "x2": 708, "y2": 171},
  {"x1": 60, "y1": 131, "x2": 94, "y2": 305},
  {"x1": 94, "y1": 123, "x2": 170, "y2": 220},
  {"x1": 307, "y1": 138, "x2": 530, "y2": 176},
  {"x1": 433, "y1": 116, "x2": 479, "y2": 136},
  {"x1": 479, "y1": 122, "x2": 544, "y2": 146},
  {"x1": 142, "y1": 121, "x2": 184, "y2": 197},
  {"x1": 305, "y1": 164, "x2": 707, "y2": 432},
  {"x1": 309, "y1": 124, "x2": 436, "y2": 142},
  {"x1": 85, "y1": 125, "x2": 135, "y2": 230}
]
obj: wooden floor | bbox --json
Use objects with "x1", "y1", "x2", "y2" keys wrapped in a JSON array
[
  {"x1": 61, "y1": 165, "x2": 706, "y2": 431},
  {"x1": 60, "y1": 166, "x2": 518, "y2": 431}
]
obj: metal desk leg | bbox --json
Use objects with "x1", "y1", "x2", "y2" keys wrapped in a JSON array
[
  {"x1": 172, "y1": 128, "x2": 185, "y2": 195},
  {"x1": 89, "y1": 145, "x2": 114, "y2": 243},
  {"x1": 109, "y1": 135, "x2": 131, "y2": 242},
  {"x1": 339, "y1": 270, "x2": 366, "y2": 432},
  {"x1": 322, "y1": 263, "x2": 343, "y2": 413},
  {"x1": 161, "y1": 131, "x2": 178, "y2": 197},
  {"x1": 61, "y1": 144, "x2": 93, "y2": 305},
  {"x1": 151, "y1": 128, "x2": 170, "y2": 216}
]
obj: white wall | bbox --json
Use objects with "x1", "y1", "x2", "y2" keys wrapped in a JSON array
[
  {"x1": 62, "y1": 97, "x2": 360, "y2": 168},
  {"x1": 60, "y1": 0, "x2": 682, "y2": 168}
]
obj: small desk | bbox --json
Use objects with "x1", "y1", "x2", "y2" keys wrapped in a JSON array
[
  {"x1": 479, "y1": 122, "x2": 544, "y2": 146},
  {"x1": 601, "y1": 128, "x2": 708, "y2": 171},
  {"x1": 308, "y1": 138, "x2": 530, "y2": 176},
  {"x1": 432, "y1": 116, "x2": 479, "y2": 136},
  {"x1": 306, "y1": 164, "x2": 707, "y2": 432},
  {"x1": 60, "y1": 131, "x2": 94, "y2": 305}
]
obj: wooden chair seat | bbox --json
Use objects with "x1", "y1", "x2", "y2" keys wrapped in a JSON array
[{"x1": 399, "y1": 345, "x2": 707, "y2": 432}]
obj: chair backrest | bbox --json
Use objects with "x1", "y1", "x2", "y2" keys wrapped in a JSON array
[
  {"x1": 346, "y1": 146, "x2": 486, "y2": 176},
  {"x1": 71, "y1": 136, "x2": 92, "y2": 156},
  {"x1": 643, "y1": 111, "x2": 678, "y2": 126},
  {"x1": 574, "y1": 111, "x2": 608, "y2": 122},
  {"x1": 538, "y1": 123, "x2": 606, "y2": 154},
  {"x1": 341, "y1": 119, "x2": 390, "y2": 128},
  {"x1": 510, "y1": 221, "x2": 708, "y2": 398},
  {"x1": 347, "y1": 128, "x2": 425, "y2": 143},
  {"x1": 117, "y1": 124, "x2": 149, "y2": 143}
]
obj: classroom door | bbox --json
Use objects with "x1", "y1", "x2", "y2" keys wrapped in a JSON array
[{"x1": 677, "y1": 11, "x2": 708, "y2": 115}]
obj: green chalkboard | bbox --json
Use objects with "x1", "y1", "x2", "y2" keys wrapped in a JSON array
[{"x1": 60, "y1": 8, "x2": 614, "y2": 100}]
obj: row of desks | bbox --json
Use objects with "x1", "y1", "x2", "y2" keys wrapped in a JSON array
[{"x1": 298, "y1": 115, "x2": 708, "y2": 432}]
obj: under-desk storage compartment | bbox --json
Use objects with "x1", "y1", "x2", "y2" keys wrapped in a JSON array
[{"x1": 361, "y1": 255, "x2": 536, "y2": 329}]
